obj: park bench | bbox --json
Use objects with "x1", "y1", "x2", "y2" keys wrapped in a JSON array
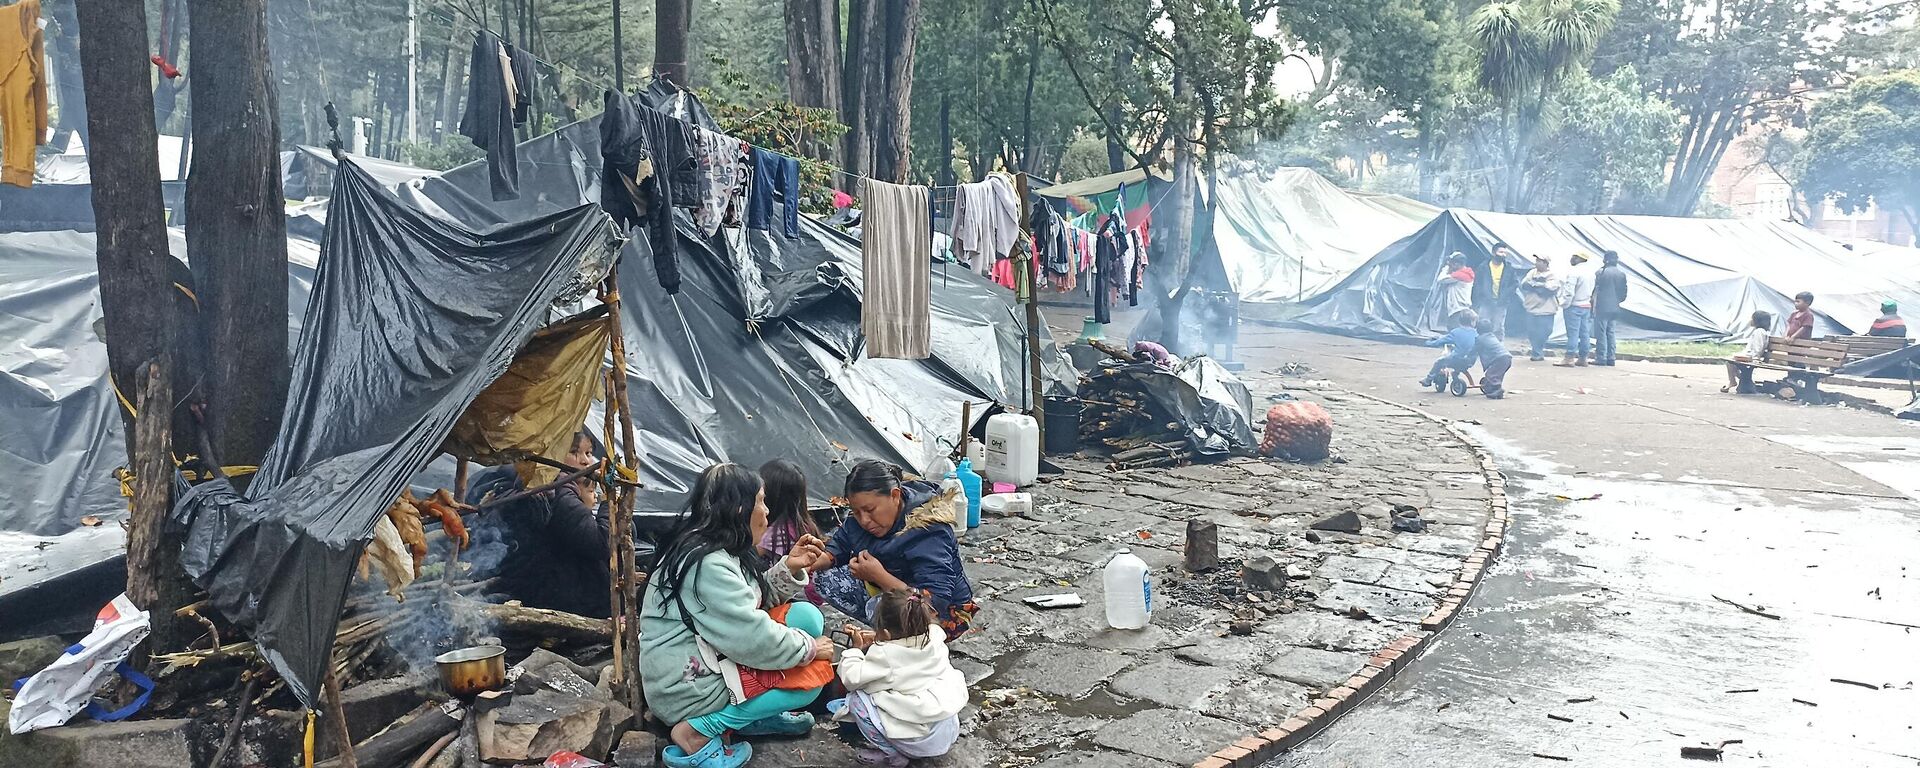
[
  {"x1": 1731, "y1": 336, "x2": 1848, "y2": 404},
  {"x1": 1826, "y1": 334, "x2": 1912, "y2": 363}
]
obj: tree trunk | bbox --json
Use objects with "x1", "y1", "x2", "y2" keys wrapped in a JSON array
[
  {"x1": 871, "y1": 0, "x2": 920, "y2": 183},
  {"x1": 841, "y1": 0, "x2": 876, "y2": 178},
  {"x1": 73, "y1": 0, "x2": 196, "y2": 654},
  {"x1": 1021, "y1": 23, "x2": 1036, "y2": 173},
  {"x1": 45, "y1": 0, "x2": 87, "y2": 145},
  {"x1": 653, "y1": 0, "x2": 692, "y2": 88},
  {"x1": 438, "y1": 24, "x2": 465, "y2": 141},
  {"x1": 1106, "y1": 45, "x2": 1132, "y2": 173},
  {"x1": 186, "y1": 0, "x2": 289, "y2": 487},
  {"x1": 784, "y1": 0, "x2": 841, "y2": 161},
  {"x1": 152, "y1": 0, "x2": 188, "y2": 132},
  {"x1": 937, "y1": 92, "x2": 953, "y2": 186}
]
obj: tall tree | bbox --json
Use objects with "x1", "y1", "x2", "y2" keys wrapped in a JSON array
[
  {"x1": 1591, "y1": 0, "x2": 1845, "y2": 215},
  {"x1": 186, "y1": 0, "x2": 290, "y2": 479},
  {"x1": 871, "y1": 0, "x2": 922, "y2": 182},
  {"x1": 841, "y1": 0, "x2": 878, "y2": 178},
  {"x1": 654, "y1": 0, "x2": 691, "y2": 86},
  {"x1": 1800, "y1": 70, "x2": 1920, "y2": 238},
  {"x1": 72, "y1": 0, "x2": 196, "y2": 655},
  {"x1": 44, "y1": 0, "x2": 87, "y2": 144},
  {"x1": 1470, "y1": 0, "x2": 1619, "y2": 212},
  {"x1": 783, "y1": 0, "x2": 840, "y2": 159}
]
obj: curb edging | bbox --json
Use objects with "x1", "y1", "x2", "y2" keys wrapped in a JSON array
[{"x1": 1193, "y1": 390, "x2": 1510, "y2": 768}]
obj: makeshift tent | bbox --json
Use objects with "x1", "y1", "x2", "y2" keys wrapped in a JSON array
[
  {"x1": 172, "y1": 159, "x2": 615, "y2": 707},
  {"x1": 0, "y1": 92, "x2": 1071, "y2": 646},
  {"x1": 403, "y1": 107, "x2": 1075, "y2": 513},
  {"x1": 1034, "y1": 166, "x2": 1172, "y2": 235},
  {"x1": 1299, "y1": 209, "x2": 1920, "y2": 341},
  {"x1": 1211, "y1": 168, "x2": 1437, "y2": 303}
]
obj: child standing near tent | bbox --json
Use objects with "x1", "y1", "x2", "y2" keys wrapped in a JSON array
[
  {"x1": 1473, "y1": 318, "x2": 1514, "y2": 398},
  {"x1": 1420, "y1": 310, "x2": 1479, "y2": 388},
  {"x1": 829, "y1": 590, "x2": 968, "y2": 768}
]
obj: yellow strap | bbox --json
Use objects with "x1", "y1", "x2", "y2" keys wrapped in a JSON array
[{"x1": 303, "y1": 709, "x2": 316, "y2": 768}]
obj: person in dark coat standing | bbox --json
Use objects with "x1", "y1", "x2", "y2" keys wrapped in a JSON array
[{"x1": 1591, "y1": 250, "x2": 1630, "y2": 366}]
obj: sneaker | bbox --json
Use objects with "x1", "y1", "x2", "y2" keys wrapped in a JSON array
[
  {"x1": 1417, "y1": 377, "x2": 1433, "y2": 387},
  {"x1": 735, "y1": 711, "x2": 816, "y2": 737},
  {"x1": 855, "y1": 748, "x2": 909, "y2": 768},
  {"x1": 1574, "y1": 358, "x2": 1589, "y2": 367},
  {"x1": 664, "y1": 739, "x2": 753, "y2": 768},
  {"x1": 1529, "y1": 355, "x2": 1544, "y2": 362}
]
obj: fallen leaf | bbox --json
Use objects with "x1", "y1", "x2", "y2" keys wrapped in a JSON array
[
  {"x1": 1136, "y1": 530, "x2": 1153, "y2": 540},
  {"x1": 831, "y1": 441, "x2": 849, "y2": 452},
  {"x1": 79, "y1": 515, "x2": 103, "y2": 527}
]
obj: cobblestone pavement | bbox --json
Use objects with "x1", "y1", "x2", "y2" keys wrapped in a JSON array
[{"x1": 747, "y1": 370, "x2": 1498, "y2": 768}]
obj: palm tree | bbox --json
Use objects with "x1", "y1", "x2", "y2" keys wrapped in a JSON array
[{"x1": 1471, "y1": 0, "x2": 1618, "y2": 211}]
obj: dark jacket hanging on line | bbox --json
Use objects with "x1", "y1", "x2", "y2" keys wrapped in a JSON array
[{"x1": 459, "y1": 31, "x2": 536, "y2": 201}]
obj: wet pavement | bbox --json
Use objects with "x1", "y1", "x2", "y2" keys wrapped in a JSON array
[
  {"x1": 749, "y1": 338, "x2": 1499, "y2": 767},
  {"x1": 1224, "y1": 326, "x2": 1920, "y2": 767}
]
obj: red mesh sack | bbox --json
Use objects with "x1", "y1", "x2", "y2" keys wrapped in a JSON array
[{"x1": 1260, "y1": 401, "x2": 1332, "y2": 461}]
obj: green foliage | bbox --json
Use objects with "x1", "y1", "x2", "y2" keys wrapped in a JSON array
[
  {"x1": 399, "y1": 138, "x2": 485, "y2": 171},
  {"x1": 1589, "y1": 0, "x2": 1850, "y2": 214},
  {"x1": 1526, "y1": 67, "x2": 1681, "y2": 212},
  {"x1": 1055, "y1": 129, "x2": 1112, "y2": 183},
  {"x1": 910, "y1": 0, "x2": 1096, "y2": 182},
  {"x1": 698, "y1": 54, "x2": 847, "y2": 213},
  {"x1": 1799, "y1": 70, "x2": 1920, "y2": 229}
]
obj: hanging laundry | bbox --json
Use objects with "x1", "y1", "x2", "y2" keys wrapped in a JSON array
[
  {"x1": 508, "y1": 47, "x2": 535, "y2": 125},
  {"x1": 0, "y1": 0, "x2": 43, "y2": 188},
  {"x1": 692, "y1": 127, "x2": 748, "y2": 237},
  {"x1": 860, "y1": 179, "x2": 931, "y2": 360},
  {"x1": 458, "y1": 32, "x2": 520, "y2": 200},
  {"x1": 747, "y1": 148, "x2": 801, "y2": 238},
  {"x1": 596, "y1": 89, "x2": 652, "y2": 231},
  {"x1": 951, "y1": 174, "x2": 1018, "y2": 276},
  {"x1": 831, "y1": 189, "x2": 855, "y2": 210}
]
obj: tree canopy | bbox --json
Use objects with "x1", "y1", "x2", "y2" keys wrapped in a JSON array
[{"x1": 1799, "y1": 69, "x2": 1920, "y2": 236}]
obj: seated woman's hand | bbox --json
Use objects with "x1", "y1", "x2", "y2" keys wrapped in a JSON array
[
  {"x1": 813, "y1": 635, "x2": 836, "y2": 661},
  {"x1": 848, "y1": 551, "x2": 890, "y2": 583}
]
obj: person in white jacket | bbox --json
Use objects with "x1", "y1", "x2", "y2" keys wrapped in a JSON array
[{"x1": 829, "y1": 590, "x2": 968, "y2": 767}]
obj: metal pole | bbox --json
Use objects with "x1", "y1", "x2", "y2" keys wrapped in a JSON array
[
  {"x1": 406, "y1": 0, "x2": 417, "y2": 147},
  {"x1": 611, "y1": 0, "x2": 626, "y2": 90}
]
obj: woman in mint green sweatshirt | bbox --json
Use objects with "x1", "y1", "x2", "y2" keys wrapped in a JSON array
[{"x1": 640, "y1": 464, "x2": 838, "y2": 768}]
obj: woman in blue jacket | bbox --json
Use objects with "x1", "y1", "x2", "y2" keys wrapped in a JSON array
[{"x1": 804, "y1": 460, "x2": 978, "y2": 638}]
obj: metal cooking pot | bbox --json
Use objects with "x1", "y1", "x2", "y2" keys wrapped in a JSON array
[{"x1": 433, "y1": 645, "x2": 506, "y2": 697}]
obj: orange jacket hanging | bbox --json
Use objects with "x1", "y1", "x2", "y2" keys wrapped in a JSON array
[{"x1": 0, "y1": 0, "x2": 47, "y2": 188}]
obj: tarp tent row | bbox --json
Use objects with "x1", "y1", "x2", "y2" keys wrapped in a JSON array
[
  {"x1": 1210, "y1": 168, "x2": 1438, "y2": 303},
  {"x1": 0, "y1": 89, "x2": 1072, "y2": 652},
  {"x1": 1298, "y1": 209, "x2": 1920, "y2": 341}
]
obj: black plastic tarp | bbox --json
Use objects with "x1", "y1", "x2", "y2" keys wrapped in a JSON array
[
  {"x1": 399, "y1": 99, "x2": 1073, "y2": 517},
  {"x1": 1096, "y1": 357, "x2": 1255, "y2": 457},
  {"x1": 171, "y1": 160, "x2": 613, "y2": 707},
  {"x1": 1300, "y1": 209, "x2": 1920, "y2": 341}
]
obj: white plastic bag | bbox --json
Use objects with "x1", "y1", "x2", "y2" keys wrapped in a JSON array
[{"x1": 7, "y1": 593, "x2": 152, "y2": 734}]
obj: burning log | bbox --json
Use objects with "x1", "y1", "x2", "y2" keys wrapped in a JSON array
[{"x1": 315, "y1": 705, "x2": 462, "y2": 768}]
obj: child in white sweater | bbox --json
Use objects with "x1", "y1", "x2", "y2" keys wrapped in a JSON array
[{"x1": 828, "y1": 590, "x2": 968, "y2": 767}]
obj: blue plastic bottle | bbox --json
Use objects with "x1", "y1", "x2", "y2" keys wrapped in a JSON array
[{"x1": 955, "y1": 458, "x2": 983, "y2": 529}]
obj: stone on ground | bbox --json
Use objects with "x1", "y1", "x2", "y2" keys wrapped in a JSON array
[
  {"x1": 1262, "y1": 646, "x2": 1369, "y2": 690},
  {"x1": 1093, "y1": 709, "x2": 1248, "y2": 764},
  {"x1": 1310, "y1": 509, "x2": 1364, "y2": 533}
]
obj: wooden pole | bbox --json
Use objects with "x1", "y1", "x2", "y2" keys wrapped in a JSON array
[
  {"x1": 1017, "y1": 172, "x2": 1046, "y2": 451},
  {"x1": 958, "y1": 400, "x2": 971, "y2": 460},
  {"x1": 598, "y1": 264, "x2": 644, "y2": 717},
  {"x1": 322, "y1": 670, "x2": 358, "y2": 768}
]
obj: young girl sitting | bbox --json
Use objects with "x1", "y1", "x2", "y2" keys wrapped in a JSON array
[
  {"x1": 758, "y1": 459, "x2": 822, "y2": 560},
  {"x1": 828, "y1": 590, "x2": 968, "y2": 767}
]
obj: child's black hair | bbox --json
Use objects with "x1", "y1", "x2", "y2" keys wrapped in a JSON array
[
  {"x1": 871, "y1": 588, "x2": 936, "y2": 641},
  {"x1": 1475, "y1": 318, "x2": 1495, "y2": 334},
  {"x1": 759, "y1": 459, "x2": 821, "y2": 540},
  {"x1": 1751, "y1": 310, "x2": 1773, "y2": 329},
  {"x1": 1454, "y1": 309, "x2": 1478, "y2": 327}
]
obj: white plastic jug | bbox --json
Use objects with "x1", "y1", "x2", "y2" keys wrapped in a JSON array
[
  {"x1": 1103, "y1": 551, "x2": 1152, "y2": 630},
  {"x1": 984, "y1": 413, "x2": 1040, "y2": 487}
]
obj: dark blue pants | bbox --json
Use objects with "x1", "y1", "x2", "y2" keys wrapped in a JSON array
[
  {"x1": 1593, "y1": 314, "x2": 1619, "y2": 365},
  {"x1": 1526, "y1": 313, "x2": 1554, "y2": 359},
  {"x1": 747, "y1": 148, "x2": 800, "y2": 237}
]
